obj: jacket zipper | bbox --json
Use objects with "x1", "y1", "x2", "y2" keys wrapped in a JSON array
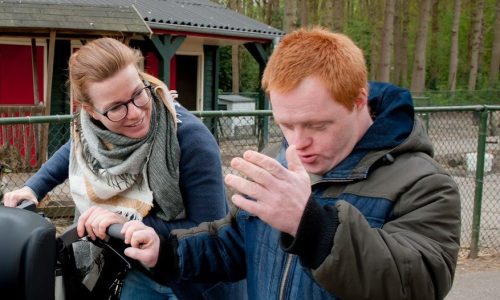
[{"x1": 279, "y1": 254, "x2": 293, "y2": 300}]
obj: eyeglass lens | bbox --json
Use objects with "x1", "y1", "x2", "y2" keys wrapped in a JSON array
[{"x1": 106, "y1": 87, "x2": 151, "y2": 121}]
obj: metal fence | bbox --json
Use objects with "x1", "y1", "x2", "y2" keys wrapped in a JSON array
[{"x1": 0, "y1": 106, "x2": 499, "y2": 258}]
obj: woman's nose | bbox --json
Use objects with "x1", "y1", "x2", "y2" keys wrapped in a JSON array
[{"x1": 126, "y1": 101, "x2": 142, "y2": 119}]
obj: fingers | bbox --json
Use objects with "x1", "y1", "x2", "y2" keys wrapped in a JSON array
[
  {"x1": 2, "y1": 187, "x2": 38, "y2": 207},
  {"x1": 122, "y1": 223, "x2": 160, "y2": 268},
  {"x1": 77, "y1": 206, "x2": 126, "y2": 240},
  {"x1": 285, "y1": 145, "x2": 306, "y2": 173},
  {"x1": 121, "y1": 220, "x2": 148, "y2": 244},
  {"x1": 242, "y1": 150, "x2": 287, "y2": 180},
  {"x1": 230, "y1": 194, "x2": 261, "y2": 216}
]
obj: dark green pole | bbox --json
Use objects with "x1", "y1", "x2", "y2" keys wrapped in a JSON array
[
  {"x1": 150, "y1": 35, "x2": 186, "y2": 86},
  {"x1": 244, "y1": 42, "x2": 272, "y2": 151},
  {"x1": 468, "y1": 107, "x2": 489, "y2": 258}
]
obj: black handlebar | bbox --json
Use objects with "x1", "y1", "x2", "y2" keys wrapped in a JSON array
[
  {"x1": 107, "y1": 223, "x2": 125, "y2": 241},
  {"x1": 17, "y1": 199, "x2": 37, "y2": 212}
]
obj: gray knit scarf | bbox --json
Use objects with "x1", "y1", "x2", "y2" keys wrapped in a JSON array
[{"x1": 73, "y1": 94, "x2": 183, "y2": 221}]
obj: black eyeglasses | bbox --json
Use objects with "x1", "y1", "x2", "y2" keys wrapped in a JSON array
[{"x1": 93, "y1": 84, "x2": 153, "y2": 122}]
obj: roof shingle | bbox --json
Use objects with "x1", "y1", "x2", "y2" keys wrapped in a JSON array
[
  {"x1": 0, "y1": 0, "x2": 283, "y2": 40},
  {"x1": 0, "y1": 1, "x2": 151, "y2": 34}
]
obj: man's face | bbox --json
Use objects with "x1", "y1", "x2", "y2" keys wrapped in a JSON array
[{"x1": 270, "y1": 76, "x2": 369, "y2": 175}]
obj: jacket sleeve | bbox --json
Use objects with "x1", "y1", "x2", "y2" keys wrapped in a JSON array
[
  {"x1": 308, "y1": 173, "x2": 459, "y2": 300},
  {"x1": 24, "y1": 140, "x2": 70, "y2": 200},
  {"x1": 150, "y1": 205, "x2": 247, "y2": 284},
  {"x1": 144, "y1": 106, "x2": 228, "y2": 234}
]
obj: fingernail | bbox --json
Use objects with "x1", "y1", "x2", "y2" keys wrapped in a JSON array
[
  {"x1": 243, "y1": 151, "x2": 252, "y2": 159},
  {"x1": 231, "y1": 157, "x2": 242, "y2": 167}
]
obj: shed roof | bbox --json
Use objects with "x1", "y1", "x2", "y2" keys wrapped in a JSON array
[
  {"x1": 219, "y1": 94, "x2": 255, "y2": 103},
  {"x1": 0, "y1": 0, "x2": 283, "y2": 40},
  {"x1": 0, "y1": 1, "x2": 151, "y2": 35}
]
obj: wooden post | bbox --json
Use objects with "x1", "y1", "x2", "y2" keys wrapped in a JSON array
[
  {"x1": 39, "y1": 31, "x2": 56, "y2": 162},
  {"x1": 30, "y1": 38, "x2": 40, "y2": 105},
  {"x1": 45, "y1": 31, "x2": 56, "y2": 115}
]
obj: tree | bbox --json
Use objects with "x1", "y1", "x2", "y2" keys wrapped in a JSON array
[
  {"x1": 393, "y1": 0, "x2": 410, "y2": 87},
  {"x1": 333, "y1": 0, "x2": 345, "y2": 32},
  {"x1": 489, "y1": 0, "x2": 500, "y2": 86},
  {"x1": 448, "y1": 0, "x2": 462, "y2": 91},
  {"x1": 410, "y1": 0, "x2": 433, "y2": 95},
  {"x1": 283, "y1": 0, "x2": 299, "y2": 32},
  {"x1": 324, "y1": 0, "x2": 334, "y2": 30},
  {"x1": 428, "y1": 0, "x2": 440, "y2": 89},
  {"x1": 229, "y1": 0, "x2": 241, "y2": 93},
  {"x1": 300, "y1": 0, "x2": 309, "y2": 27},
  {"x1": 368, "y1": 1, "x2": 384, "y2": 80},
  {"x1": 377, "y1": 0, "x2": 396, "y2": 82},
  {"x1": 468, "y1": 0, "x2": 485, "y2": 91}
]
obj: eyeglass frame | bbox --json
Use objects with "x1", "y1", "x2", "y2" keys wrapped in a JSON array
[{"x1": 92, "y1": 81, "x2": 153, "y2": 122}]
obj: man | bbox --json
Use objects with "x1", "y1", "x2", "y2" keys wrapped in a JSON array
[{"x1": 123, "y1": 27, "x2": 461, "y2": 299}]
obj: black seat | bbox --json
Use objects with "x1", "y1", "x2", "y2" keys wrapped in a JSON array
[{"x1": 0, "y1": 206, "x2": 56, "y2": 300}]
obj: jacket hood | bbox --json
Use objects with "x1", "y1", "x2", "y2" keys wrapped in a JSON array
[{"x1": 322, "y1": 82, "x2": 434, "y2": 180}]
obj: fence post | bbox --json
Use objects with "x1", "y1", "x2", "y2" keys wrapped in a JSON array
[
  {"x1": 468, "y1": 107, "x2": 489, "y2": 259},
  {"x1": 257, "y1": 93, "x2": 269, "y2": 151}
]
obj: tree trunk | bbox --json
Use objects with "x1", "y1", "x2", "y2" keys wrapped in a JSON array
[
  {"x1": 324, "y1": 0, "x2": 334, "y2": 30},
  {"x1": 489, "y1": 0, "x2": 500, "y2": 86},
  {"x1": 308, "y1": 0, "x2": 320, "y2": 25},
  {"x1": 448, "y1": 0, "x2": 462, "y2": 91},
  {"x1": 369, "y1": 1, "x2": 384, "y2": 80},
  {"x1": 300, "y1": 0, "x2": 309, "y2": 27},
  {"x1": 229, "y1": 0, "x2": 240, "y2": 93},
  {"x1": 284, "y1": 0, "x2": 299, "y2": 33},
  {"x1": 428, "y1": 0, "x2": 440, "y2": 90},
  {"x1": 410, "y1": 0, "x2": 433, "y2": 95},
  {"x1": 393, "y1": 0, "x2": 402, "y2": 85},
  {"x1": 400, "y1": 0, "x2": 410, "y2": 87},
  {"x1": 377, "y1": 0, "x2": 396, "y2": 82},
  {"x1": 468, "y1": 0, "x2": 485, "y2": 91},
  {"x1": 333, "y1": 0, "x2": 344, "y2": 32},
  {"x1": 264, "y1": 0, "x2": 279, "y2": 27}
]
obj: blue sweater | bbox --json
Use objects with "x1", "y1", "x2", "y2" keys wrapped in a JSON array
[{"x1": 26, "y1": 104, "x2": 228, "y2": 233}]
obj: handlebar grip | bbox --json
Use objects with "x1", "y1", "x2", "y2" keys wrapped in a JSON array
[
  {"x1": 107, "y1": 223, "x2": 125, "y2": 241},
  {"x1": 17, "y1": 199, "x2": 37, "y2": 212}
]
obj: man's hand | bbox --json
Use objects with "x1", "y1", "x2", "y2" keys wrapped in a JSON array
[
  {"x1": 2, "y1": 186, "x2": 38, "y2": 207},
  {"x1": 122, "y1": 220, "x2": 160, "y2": 268},
  {"x1": 224, "y1": 145, "x2": 311, "y2": 236},
  {"x1": 77, "y1": 206, "x2": 127, "y2": 240}
]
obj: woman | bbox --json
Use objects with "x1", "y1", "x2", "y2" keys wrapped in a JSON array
[{"x1": 2, "y1": 38, "x2": 243, "y2": 299}]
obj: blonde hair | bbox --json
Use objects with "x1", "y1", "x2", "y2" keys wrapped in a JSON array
[
  {"x1": 262, "y1": 27, "x2": 368, "y2": 110},
  {"x1": 69, "y1": 37, "x2": 176, "y2": 120}
]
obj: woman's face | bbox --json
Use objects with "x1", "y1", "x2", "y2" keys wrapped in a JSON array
[{"x1": 85, "y1": 64, "x2": 153, "y2": 139}]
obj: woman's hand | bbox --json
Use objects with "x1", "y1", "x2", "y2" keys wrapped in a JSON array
[
  {"x1": 77, "y1": 206, "x2": 127, "y2": 240},
  {"x1": 2, "y1": 186, "x2": 38, "y2": 207}
]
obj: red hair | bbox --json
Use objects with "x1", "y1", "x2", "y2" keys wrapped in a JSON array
[{"x1": 262, "y1": 27, "x2": 368, "y2": 110}]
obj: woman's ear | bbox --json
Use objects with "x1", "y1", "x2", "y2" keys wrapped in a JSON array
[{"x1": 82, "y1": 103, "x2": 96, "y2": 119}]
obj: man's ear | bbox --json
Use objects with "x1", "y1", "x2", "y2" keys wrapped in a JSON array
[{"x1": 354, "y1": 88, "x2": 368, "y2": 108}]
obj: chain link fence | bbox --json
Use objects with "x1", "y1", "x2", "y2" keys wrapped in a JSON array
[{"x1": 1, "y1": 106, "x2": 499, "y2": 257}]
